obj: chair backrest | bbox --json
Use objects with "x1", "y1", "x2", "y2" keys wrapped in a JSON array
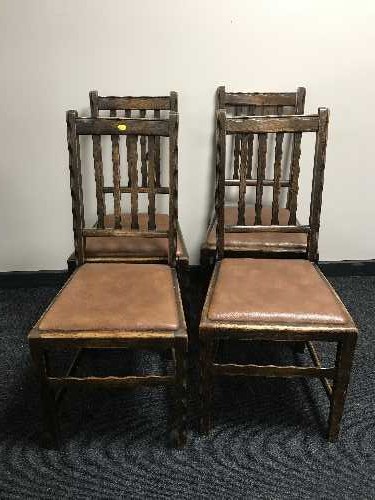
[
  {"x1": 89, "y1": 91, "x2": 178, "y2": 188},
  {"x1": 217, "y1": 86, "x2": 306, "y2": 206},
  {"x1": 215, "y1": 108, "x2": 329, "y2": 262},
  {"x1": 66, "y1": 110, "x2": 179, "y2": 267}
]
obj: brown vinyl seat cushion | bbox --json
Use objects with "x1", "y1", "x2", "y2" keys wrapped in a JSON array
[
  {"x1": 39, "y1": 263, "x2": 180, "y2": 331},
  {"x1": 208, "y1": 259, "x2": 353, "y2": 326},
  {"x1": 85, "y1": 214, "x2": 184, "y2": 258},
  {"x1": 206, "y1": 207, "x2": 307, "y2": 252}
]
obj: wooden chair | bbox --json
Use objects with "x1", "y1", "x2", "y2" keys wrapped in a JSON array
[
  {"x1": 199, "y1": 109, "x2": 358, "y2": 441},
  {"x1": 67, "y1": 90, "x2": 188, "y2": 273},
  {"x1": 29, "y1": 111, "x2": 188, "y2": 448},
  {"x1": 200, "y1": 86, "x2": 306, "y2": 266}
]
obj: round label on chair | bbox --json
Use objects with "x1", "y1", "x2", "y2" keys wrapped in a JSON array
[{"x1": 117, "y1": 124, "x2": 127, "y2": 131}]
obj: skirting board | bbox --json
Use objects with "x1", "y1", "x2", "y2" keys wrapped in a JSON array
[
  {"x1": 0, "y1": 260, "x2": 374, "y2": 288},
  {"x1": 318, "y1": 260, "x2": 375, "y2": 277},
  {"x1": 0, "y1": 270, "x2": 69, "y2": 289}
]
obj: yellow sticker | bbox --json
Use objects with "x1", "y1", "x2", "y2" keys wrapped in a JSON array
[{"x1": 117, "y1": 124, "x2": 127, "y2": 131}]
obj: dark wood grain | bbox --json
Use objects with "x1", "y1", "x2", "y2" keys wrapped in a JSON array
[
  {"x1": 83, "y1": 228, "x2": 168, "y2": 238},
  {"x1": 199, "y1": 246, "x2": 358, "y2": 442},
  {"x1": 139, "y1": 109, "x2": 148, "y2": 187},
  {"x1": 254, "y1": 133, "x2": 267, "y2": 224},
  {"x1": 246, "y1": 105, "x2": 255, "y2": 178},
  {"x1": 287, "y1": 132, "x2": 303, "y2": 224},
  {"x1": 127, "y1": 134, "x2": 139, "y2": 230},
  {"x1": 307, "y1": 341, "x2": 332, "y2": 398},
  {"x1": 225, "y1": 179, "x2": 289, "y2": 187},
  {"x1": 296, "y1": 86, "x2": 306, "y2": 114},
  {"x1": 89, "y1": 90, "x2": 99, "y2": 118},
  {"x1": 32, "y1": 109, "x2": 188, "y2": 449},
  {"x1": 226, "y1": 115, "x2": 319, "y2": 134},
  {"x1": 103, "y1": 186, "x2": 169, "y2": 194},
  {"x1": 216, "y1": 110, "x2": 226, "y2": 259},
  {"x1": 272, "y1": 130, "x2": 284, "y2": 225},
  {"x1": 170, "y1": 91, "x2": 178, "y2": 112},
  {"x1": 110, "y1": 109, "x2": 122, "y2": 229},
  {"x1": 83, "y1": 90, "x2": 187, "y2": 271},
  {"x1": 205, "y1": 86, "x2": 308, "y2": 264},
  {"x1": 154, "y1": 109, "x2": 161, "y2": 187},
  {"x1": 307, "y1": 108, "x2": 329, "y2": 261},
  {"x1": 237, "y1": 134, "x2": 248, "y2": 225},
  {"x1": 96, "y1": 96, "x2": 171, "y2": 110},
  {"x1": 211, "y1": 363, "x2": 336, "y2": 378},
  {"x1": 224, "y1": 224, "x2": 309, "y2": 233},
  {"x1": 233, "y1": 107, "x2": 241, "y2": 180},
  {"x1": 213, "y1": 108, "x2": 328, "y2": 261},
  {"x1": 225, "y1": 92, "x2": 297, "y2": 106},
  {"x1": 76, "y1": 118, "x2": 170, "y2": 136},
  {"x1": 147, "y1": 135, "x2": 156, "y2": 230},
  {"x1": 216, "y1": 86, "x2": 225, "y2": 110},
  {"x1": 92, "y1": 135, "x2": 106, "y2": 228},
  {"x1": 49, "y1": 375, "x2": 174, "y2": 387},
  {"x1": 168, "y1": 112, "x2": 178, "y2": 266},
  {"x1": 328, "y1": 335, "x2": 357, "y2": 441},
  {"x1": 66, "y1": 110, "x2": 84, "y2": 265}
]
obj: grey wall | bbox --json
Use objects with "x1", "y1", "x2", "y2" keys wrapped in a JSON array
[{"x1": 1, "y1": 0, "x2": 374, "y2": 270}]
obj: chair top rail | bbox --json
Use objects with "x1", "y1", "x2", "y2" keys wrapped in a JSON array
[
  {"x1": 225, "y1": 92, "x2": 297, "y2": 107},
  {"x1": 224, "y1": 112, "x2": 323, "y2": 134},
  {"x1": 74, "y1": 116, "x2": 171, "y2": 136},
  {"x1": 217, "y1": 86, "x2": 305, "y2": 107},
  {"x1": 90, "y1": 90, "x2": 178, "y2": 111}
]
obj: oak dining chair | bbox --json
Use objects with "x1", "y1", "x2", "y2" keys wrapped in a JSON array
[
  {"x1": 200, "y1": 86, "x2": 306, "y2": 267},
  {"x1": 199, "y1": 108, "x2": 358, "y2": 442},
  {"x1": 67, "y1": 91, "x2": 189, "y2": 273},
  {"x1": 29, "y1": 110, "x2": 188, "y2": 448}
]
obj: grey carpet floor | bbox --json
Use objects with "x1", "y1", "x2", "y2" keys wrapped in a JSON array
[{"x1": 0, "y1": 274, "x2": 374, "y2": 499}]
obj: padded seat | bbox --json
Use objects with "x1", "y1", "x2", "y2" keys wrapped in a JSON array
[
  {"x1": 85, "y1": 213, "x2": 184, "y2": 258},
  {"x1": 207, "y1": 259, "x2": 354, "y2": 327},
  {"x1": 206, "y1": 206, "x2": 307, "y2": 252},
  {"x1": 39, "y1": 263, "x2": 179, "y2": 331}
]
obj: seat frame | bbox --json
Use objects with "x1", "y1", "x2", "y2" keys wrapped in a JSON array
[
  {"x1": 29, "y1": 110, "x2": 188, "y2": 448},
  {"x1": 199, "y1": 108, "x2": 358, "y2": 442},
  {"x1": 201, "y1": 86, "x2": 306, "y2": 267}
]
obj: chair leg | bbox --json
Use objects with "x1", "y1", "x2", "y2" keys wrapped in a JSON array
[
  {"x1": 30, "y1": 344, "x2": 60, "y2": 448},
  {"x1": 328, "y1": 334, "x2": 357, "y2": 442},
  {"x1": 67, "y1": 255, "x2": 76, "y2": 275},
  {"x1": 293, "y1": 342, "x2": 306, "y2": 353},
  {"x1": 171, "y1": 345, "x2": 188, "y2": 448},
  {"x1": 200, "y1": 248, "x2": 214, "y2": 269},
  {"x1": 200, "y1": 339, "x2": 215, "y2": 435}
]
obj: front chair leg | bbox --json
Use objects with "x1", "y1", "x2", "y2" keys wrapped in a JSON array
[
  {"x1": 30, "y1": 344, "x2": 60, "y2": 449},
  {"x1": 200, "y1": 338, "x2": 215, "y2": 435},
  {"x1": 328, "y1": 334, "x2": 357, "y2": 442},
  {"x1": 171, "y1": 345, "x2": 188, "y2": 448}
]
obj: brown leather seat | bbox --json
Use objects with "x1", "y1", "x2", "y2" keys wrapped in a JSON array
[
  {"x1": 206, "y1": 207, "x2": 307, "y2": 252},
  {"x1": 207, "y1": 259, "x2": 354, "y2": 327},
  {"x1": 85, "y1": 213, "x2": 185, "y2": 259},
  {"x1": 39, "y1": 263, "x2": 179, "y2": 331}
]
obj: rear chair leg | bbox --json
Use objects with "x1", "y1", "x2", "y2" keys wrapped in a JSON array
[
  {"x1": 30, "y1": 344, "x2": 60, "y2": 448},
  {"x1": 328, "y1": 334, "x2": 357, "y2": 442},
  {"x1": 200, "y1": 248, "x2": 213, "y2": 269},
  {"x1": 293, "y1": 342, "x2": 306, "y2": 354},
  {"x1": 171, "y1": 345, "x2": 188, "y2": 448},
  {"x1": 67, "y1": 255, "x2": 76, "y2": 275}
]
